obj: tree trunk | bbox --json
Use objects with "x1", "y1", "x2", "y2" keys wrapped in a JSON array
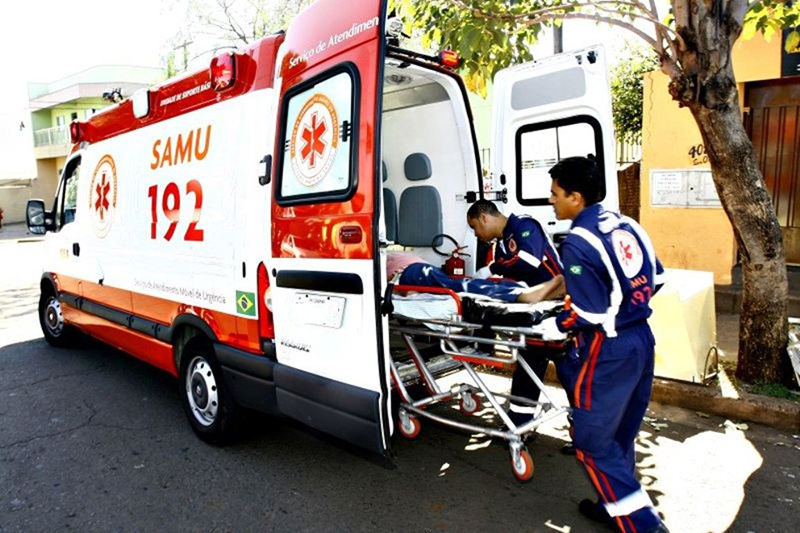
[
  {"x1": 667, "y1": 0, "x2": 792, "y2": 385},
  {"x1": 690, "y1": 103, "x2": 790, "y2": 384}
]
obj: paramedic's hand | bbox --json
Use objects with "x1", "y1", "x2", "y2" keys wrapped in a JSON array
[{"x1": 474, "y1": 266, "x2": 493, "y2": 279}]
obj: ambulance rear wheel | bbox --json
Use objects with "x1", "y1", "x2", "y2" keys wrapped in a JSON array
[
  {"x1": 179, "y1": 340, "x2": 238, "y2": 445},
  {"x1": 39, "y1": 291, "x2": 77, "y2": 348}
]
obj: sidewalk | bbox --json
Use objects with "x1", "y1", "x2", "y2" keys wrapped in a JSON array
[
  {"x1": 0, "y1": 222, "x2": 41, "y2": 243},
  {"x1": 652, "y1": 311, "x2": 800, "y2": 431}
]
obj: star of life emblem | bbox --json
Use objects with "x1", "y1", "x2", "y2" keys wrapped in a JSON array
[
  {"x1": 290, "y1": 93, "x2": 339, "y2": 188},
  {"x1": 88, "y1": 155, "x2": 118, "y2": 238},
  {"x1": 611, "y1": 229, "x2": 644, "y2": 278}
]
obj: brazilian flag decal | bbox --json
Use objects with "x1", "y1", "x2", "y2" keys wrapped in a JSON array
[{"x1": 236, "y1": 291, "x2": 256, "y2": 317}]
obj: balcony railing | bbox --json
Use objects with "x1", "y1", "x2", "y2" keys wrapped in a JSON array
[{"x1": 33, "y1": 125, "x2": 69, "y2": 147}]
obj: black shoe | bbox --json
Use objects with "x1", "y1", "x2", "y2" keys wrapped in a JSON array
[
  {"x1": 561, "y1": 442, "x2": 576, "y2": 455},
  {"x1": 578, "y1": 499, "x2": 616, "y2": 530}
]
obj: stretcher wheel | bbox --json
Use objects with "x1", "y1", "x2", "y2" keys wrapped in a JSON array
[
  {"x1": 398, "y1": 414, "x2": 421, "y2": 439},
  {"x1": 511, "y1": 448, "x2": 534, "y2": 482},
  {"x1": 459, "y1": 393, "x2": 481, "y2": 415}
]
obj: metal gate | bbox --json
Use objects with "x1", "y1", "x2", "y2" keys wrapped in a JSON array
[{"x1": 745, "y1": 78, "x2": 800, "y2": 265}]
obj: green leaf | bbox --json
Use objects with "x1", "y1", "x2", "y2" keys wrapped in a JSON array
[{"x1": 786, "y1": 30, "x2": 800, "y2": 53}]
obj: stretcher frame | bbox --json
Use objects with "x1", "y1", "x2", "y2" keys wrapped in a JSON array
[{"x1": 389, "y1": 285, "x2": 570, "y2": 481}]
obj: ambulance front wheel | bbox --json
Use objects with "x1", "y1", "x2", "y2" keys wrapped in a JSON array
[
  {"x1": 179, "y1": 339, "x2": 238, "y2": 445},
  {"x1": 39, "y1": 290, "x2": 77, "y2": 348}
]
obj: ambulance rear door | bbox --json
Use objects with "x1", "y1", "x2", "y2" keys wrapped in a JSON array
[
  {"x1": 269, "y1": 0, "x2": 391, "y2": 455},
  {"x1": 490, "y1": 45, "x2": 618, "y2": 241}
]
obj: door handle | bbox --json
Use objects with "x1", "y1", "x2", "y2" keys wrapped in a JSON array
[
  {"x1": 72, "y1": 243, "x2": 80, "y2": 256},
  {"x1": 258, "y1": 155, "x2": 272, "y2": 185}
]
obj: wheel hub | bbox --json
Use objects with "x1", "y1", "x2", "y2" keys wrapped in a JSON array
[
  {"x1": 44, "y1": 298, "x2": 64, "y2": 336},
  {"x1": 185, "y1": 356, "x2": 219, "y2": 427}
]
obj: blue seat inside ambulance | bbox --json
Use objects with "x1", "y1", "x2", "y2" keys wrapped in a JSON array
[
  {"x1": 398, "y1": 153, "x2": 442, "y2": 247},
  {"x1": 382, "y1": 161, "x2": 398, "y2": 242}
]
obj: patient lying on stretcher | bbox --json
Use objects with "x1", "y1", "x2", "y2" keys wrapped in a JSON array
[{"x1": 388, "y1": 253, "x2": 564, "y2": 304}]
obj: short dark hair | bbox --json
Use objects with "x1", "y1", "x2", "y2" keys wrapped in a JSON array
[
  {"x1": 467, "y1": 199, "x2": 501, "y2": 220},
  {"x1": 548, "y1": 156, "x2": 602, "y2": 206}
]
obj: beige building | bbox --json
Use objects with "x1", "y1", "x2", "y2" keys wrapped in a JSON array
[
  {"x1": 640, "y1": 34, "x2": 794, "y2": 285},
  {"x1": 0, "y1": 66, "x2": 163, "y2": 224}
]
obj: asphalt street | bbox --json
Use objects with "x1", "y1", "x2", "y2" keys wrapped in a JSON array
[{"x1": 1, "y1": 235, "x2": 798, "y2": 532}]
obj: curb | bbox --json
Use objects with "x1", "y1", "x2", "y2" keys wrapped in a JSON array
[
  {"x1": 650, "y1": 378, "x2": 800, "y2": 432},
  {"x1": 545, "y1": 365, "x2": 800, "y2": 432}
]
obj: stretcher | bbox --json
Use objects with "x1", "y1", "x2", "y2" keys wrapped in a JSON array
[{"x1": 388, "y1": 284, "x2": 571, "y2": 481}]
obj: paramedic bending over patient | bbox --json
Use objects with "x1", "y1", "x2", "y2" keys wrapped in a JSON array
[
  {"x1": 387, "y1": 253, "x2": 551, "y2": 303},
  {"x1": 466, "y1": 199, "x2": 566, "y2": 428}
]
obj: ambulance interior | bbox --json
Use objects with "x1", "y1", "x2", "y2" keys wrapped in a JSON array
[
  {"x1": 378, "y1": 60, "x2": 568, "y2": 468},
  {"x1": 380, "y1": 58, "x2": 481, "y2": 273}
]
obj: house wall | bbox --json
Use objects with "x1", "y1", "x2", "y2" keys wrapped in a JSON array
[
  {"x1": 0, "y1": 159, "x2": 60, "y2": 224},
  {"x1": 639, "y1": 34, "x2": 782, "y2": 285}
]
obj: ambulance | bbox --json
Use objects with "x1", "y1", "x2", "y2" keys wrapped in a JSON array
[{"x1": 26, "y1": 0, "x2": 617, "y2": 455}]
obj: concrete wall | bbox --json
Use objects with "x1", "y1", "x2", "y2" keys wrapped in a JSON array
[
  {"x1": 0, "y1": 159, "x2": 61, "y2": 224},
  {"x1": 639, "y1": 35, "x2": 782, "y2": 285}
]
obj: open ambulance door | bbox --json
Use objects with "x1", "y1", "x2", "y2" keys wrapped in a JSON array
[
  {"x1": 269, "y1": 0, "x2": 391, "y2": 455},
  {"x1": 489, "y1": 45, "x2": 618, "y2": 242}
]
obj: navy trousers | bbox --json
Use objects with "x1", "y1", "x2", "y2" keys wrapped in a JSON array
[
  {"x1": 560, "y1": 323, "x2": 661, "y2": 533},
  {"x1": 398, "y1": 263, "x2": 524, "y2": 303}
]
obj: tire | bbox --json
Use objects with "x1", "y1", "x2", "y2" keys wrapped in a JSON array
[
  {"x1": 179, "y1": 339, "x2": 238, "y2": 445},
  {"x1": 459, "y1": 392, "x2": 481, "y2": 415},
  {"x1": 398, "y1": 412, "x2": 421, "y2": 439},
  {"x1": 38, "y1": 290, "x2": 77, "y2": 348},
  {"x1": 511, "y1": 448, "x2": 534, "y2": 482}
]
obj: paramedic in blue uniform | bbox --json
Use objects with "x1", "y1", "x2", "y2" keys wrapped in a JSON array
[
  {"x1": 466, "y1": 199, "x2": 565, "y2": 427},
  {"x1": 548, "y1": 156, "x2": 668, "y2": 533}
]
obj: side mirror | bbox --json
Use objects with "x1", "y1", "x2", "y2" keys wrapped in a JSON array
[{"x1": 26, "y1": 199, "x2": 48, "y2": 235}]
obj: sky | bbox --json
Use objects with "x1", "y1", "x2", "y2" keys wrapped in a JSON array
[
  {"x1": 0, "y1": 0, "x2": 184, "y2": 112},
  {"x1": 0, "y1": 0, "x2": 670, "y2": 115}
]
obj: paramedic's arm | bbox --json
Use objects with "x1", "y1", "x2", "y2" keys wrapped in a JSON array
[
  {"x1": 653, "y1": 256, "x2": 666, "y2": 294},
  {"x1": 556, "y1": 243, "x2": 610, "y2": 332}
]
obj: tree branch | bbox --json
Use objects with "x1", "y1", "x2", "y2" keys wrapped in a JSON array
[
  {"x1": 443, "y1": 0, "x2": 684, "y2": 50},
  {"x1": 517, "y1": 11, "x2": 661, "y2": 51}
]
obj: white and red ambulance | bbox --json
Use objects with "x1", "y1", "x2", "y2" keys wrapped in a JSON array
[{"x1": 26, "y1": 0, "x2": 617, "y2": 454}]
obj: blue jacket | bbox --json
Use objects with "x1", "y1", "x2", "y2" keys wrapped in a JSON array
[
  {"x1": 490, "y1": 214, "x2": 562, "y2": 287},
  {"x1": 557, "y1": 204, "x2": 664, "y2": 337}
]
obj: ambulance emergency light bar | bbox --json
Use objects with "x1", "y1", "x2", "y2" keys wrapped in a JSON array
[
  {"x1": 386, "y1": 45, "x2": 460, "y2": 69},
  {"x1": 69, "y1": 121, "x2": 82, "y2": 144},
  {"x1": 210, "y1": 52, "x2": 237, "y2": 92}
]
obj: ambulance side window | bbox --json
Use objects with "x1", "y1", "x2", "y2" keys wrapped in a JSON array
[
  {"x1": 55, "y1": 160, "x2": 80, "y2": 230},
  {"x1": 275, "y1": 66, "x2": 359, "y2": 205},
  {"x1": 515, "y1": 116, "x2": 605, "y2": 206}
]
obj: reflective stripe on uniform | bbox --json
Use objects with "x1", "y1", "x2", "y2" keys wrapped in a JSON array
[
  {"x1": 517, "y1": 249, "x2": 541, "y2": 269},
  {"x1": 603, "y1": 488, "x2": 654, "y2": 517},
  {"x1": 571, "y1": 227, "x2": 621, "y2": 338}
]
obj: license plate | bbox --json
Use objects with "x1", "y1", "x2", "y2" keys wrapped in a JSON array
[{"x1": 291, "y1": 292, "x2": 346, "y2": 329}]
